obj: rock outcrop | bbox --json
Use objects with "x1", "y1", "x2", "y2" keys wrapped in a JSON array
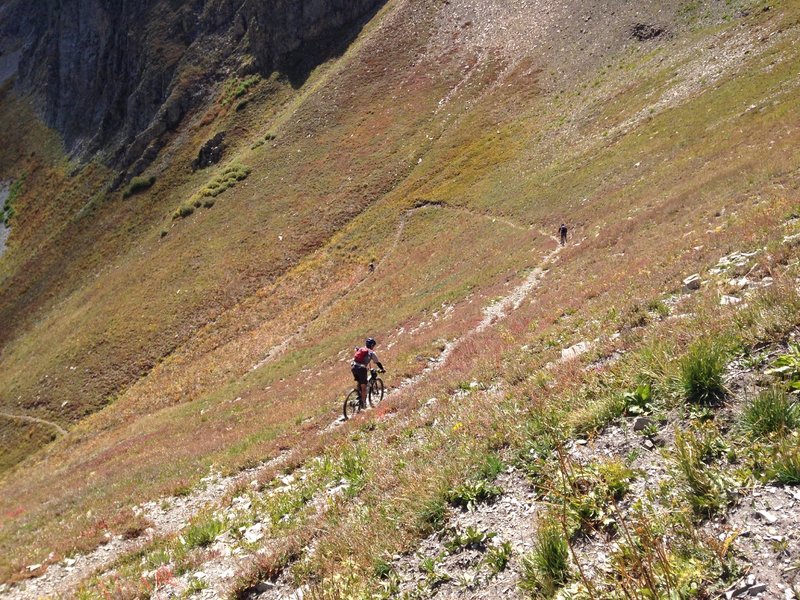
[{"x1": 1, "y1": 0, "x2": 383, "y2": 170}]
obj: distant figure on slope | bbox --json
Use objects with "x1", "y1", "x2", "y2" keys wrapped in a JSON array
[
  {"x1": 352, "y1": 337, "x2": 385, "y2": 408},
  {"x1": 368, "y1": 261, "x2": 375, "y2": 273},
  {"x1": 559, "y1": 223, "x2": 568, "y2": 246}
]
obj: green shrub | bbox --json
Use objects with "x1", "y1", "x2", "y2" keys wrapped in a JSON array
[
  {"x1": 484, "y1": 541, "x2": 513, "y2": 575},
  {"x1": 446, "y1": 479, "x2": 503, "y2": 510},
  {"x1": 200, "y1": 163, "x2": 251, "y2": 198},
  {"x1": 766, "y1": 343, "x2": 800, "y2": 392},
  {"x1": 623, "y1": 383, "x2": 654, "y2": 415},
  {"x1": 173, "y1": 204, "x2": 195, "y2": 219},
  {"x1": 444, "y1": 526, "x2": 496, "y2": 552},
  {"x1": 681, "y1": 340, "x2": 727, "y2": 405},
  {"x1": 741, "y1": 387, "x2": 799, "y2": 438},
  {"x1": 3, "y1": 175, "x2": 25, "y2": 225},
  {"x1": 124, "y1": 175, "x2": 156, "y2": 198},
  {"x1": 520, "y1": 516, "x2": 570, "y2": 597}
]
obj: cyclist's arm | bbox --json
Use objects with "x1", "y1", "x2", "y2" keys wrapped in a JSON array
[{"x1": 369, "y1": 350, "x2": 385, "y2": 371}]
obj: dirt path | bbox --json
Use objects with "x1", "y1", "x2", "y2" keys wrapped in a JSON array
[
  {"x1": 251, "y1": 201, "x2": 551, "y2": 372},
  {"x1": 9, "y1": 205, "x2": 560, "y2": 598},
  {"x1": 3, "y1": 454, "x2": 289, "y2": 600},
  {"x1": 0, "y1": 411, "x2": 67, "y2": 437},
  {"x1": 329, "y1": 226, "x2": 561, "y2": 427},
  {"x1": 0, "y1": 184, "x2": 9, "y2": 257}
]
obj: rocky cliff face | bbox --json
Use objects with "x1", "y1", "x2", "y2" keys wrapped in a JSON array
[{"x1": 2, "y1": 0, "x2": 382, "y2": 170}]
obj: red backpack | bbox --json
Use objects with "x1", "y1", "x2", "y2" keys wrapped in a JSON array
[{"x1": 353, "y1": 347, "x2": 369, "y2": 364}]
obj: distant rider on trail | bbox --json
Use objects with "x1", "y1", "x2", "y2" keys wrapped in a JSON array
[
  {"x1": 559, "y1": 223, "x2": 568, "y2": 246},
  {"x1": 352, "y1": 338, "x2": 385, "y2": 407}
]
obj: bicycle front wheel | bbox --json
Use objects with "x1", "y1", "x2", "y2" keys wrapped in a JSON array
[
  {"x1": 368, "y1": 378, "x2": 385, "y2": 407},
  {"x1": 343, "y1": 389, "x2": 361, "y2": 420}
]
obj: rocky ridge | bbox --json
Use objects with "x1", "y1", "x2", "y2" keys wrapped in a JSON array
[{"x1": 0, "y1": 0, "x2": 383, "y2": 172}]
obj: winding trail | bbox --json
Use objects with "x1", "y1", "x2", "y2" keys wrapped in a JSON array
[
  {"x1": 9, "y1": 203, "x2": 561, "y2": 599},
  {"x1": 0, "y1": 411, "x2": 67, "y2": 436},
  {"x1": 251, "y1": 201, "x2": 553, "y2": 372},
  {"x1": 329, "y1": 216, "x2": 562, "y2": 422}
]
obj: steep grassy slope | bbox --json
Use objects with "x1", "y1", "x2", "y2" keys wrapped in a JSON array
[{"x1": 1, "y1": 0, "x2": 799, "y2": 591}]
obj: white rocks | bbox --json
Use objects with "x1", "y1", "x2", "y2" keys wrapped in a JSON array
[
  {"x1": 721, "y1": 295, "x2": 742, "y2": 306},
  {"x1": 26, "y1": 564, "x2": 42, "y2": 572},
  {"x1": 728, "y1": 277, "x2": 751, "y2": 289},
  {"x1": 683, "y1": 273, "x2": 702, "y2": 291},
  {"x1": 243, "y1": 523, "x2": 264, "y2": 544},
  {"x1": 561, "y1": 341, "x2": 590, "y2": 360},
  {"x1": 754, "y1": 510, "x2": 778, "y2": 524},
  {"x1": 783, "y1": 232, "x2": 800, "y2": 244}
]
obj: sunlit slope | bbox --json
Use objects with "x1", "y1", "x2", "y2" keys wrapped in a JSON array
[{"x1": 1, "y1": 0, "x2": 799, "y2": 582}]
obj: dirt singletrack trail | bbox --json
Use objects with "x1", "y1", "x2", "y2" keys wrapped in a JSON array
[
  {"x1": 251, "y1": 201, "x2": 554, "y2": 371},
  {"x1": 0, "y1": 411, "x2": 67, "y2": 436},
  {"x1": 10, "y1": 206, "x2": 562, "y2": 599},
  {"x1": 330, "y1": 224, "x2": 562, "y2": 424}
]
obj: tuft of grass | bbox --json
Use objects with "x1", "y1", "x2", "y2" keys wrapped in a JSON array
[
  {"x1": 182, "y1": 515, "x2": 226, "y2": 549},
  {"x1": 681, "y1": 340, "x2": 727, "y2": 405},
  {"x1": 183, "y1": 576, "x2": 207, "y2": 597},
  {"x1": 478, "y1": 453, "x2": 504, "y2": 480},
  {"x1": 417, "y1": 495, "x2": 447, "y2": 533},
  {"x1": 419, "y1": 553, "x2": 451, "y2": 587},
  {"x1": 123, "y1": 175, "x2": 156, "y2": 198},
  {"x1": 520, "y1": 515, "x2": 570, "y2": 597},
  {"x1": 647, "y1": 298, "x2": 670, "y2": 318},
  {"x1": 222, "y1": 76, "x2": 261, "y2": 105},
  {"x1": 771, "y1": 437, "x2": 800, "y2": 484},
  {"x1": 741, "y1": 387, "x2": 799, "y2": 438},
  {"x1": 336, "y1": 445, "x2": 369, "y2": 497},
  {"x1": 673, "y1": 429, "x2": 735, "y2": 517}
]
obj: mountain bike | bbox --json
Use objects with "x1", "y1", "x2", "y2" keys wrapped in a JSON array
[{"x1": 343, "y1": 368, "x2": 385, "y2": 420}]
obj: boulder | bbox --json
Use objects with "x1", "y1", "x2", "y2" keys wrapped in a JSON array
[
  {"x1": 720, "y1": 295, "x2": 742, "y2": 306},
  {"x1": 561, "y1": 341, "x2": 590, "y2": 360},
  {"x1": 192, "y1": 132, "x2": 226, "y2": 171},
  {"x1": 683, "y1": 274, "x2": 702, "y2": 291}
]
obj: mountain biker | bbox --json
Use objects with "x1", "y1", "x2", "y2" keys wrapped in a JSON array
[{"x1": 352, "y1": 337, "x2": 385, "y2": 408}]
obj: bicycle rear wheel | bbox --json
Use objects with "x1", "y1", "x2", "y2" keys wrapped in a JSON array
[
  {"x1": 368, "y1": 378, "x2": 385, "y2": 407},
  {"x1": 343, "y1": 389, "x2": 361, "y2": 420}
]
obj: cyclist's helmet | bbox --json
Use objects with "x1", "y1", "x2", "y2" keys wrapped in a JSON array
[{"x1": 365, "y1": 337, "x2": 377, "y2": 349}]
